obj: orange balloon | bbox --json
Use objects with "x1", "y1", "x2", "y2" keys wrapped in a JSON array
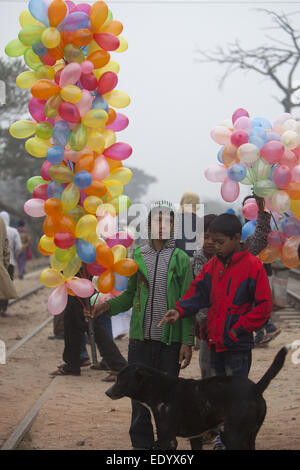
[
  {"x1": 96, "y1": 244, "x2": 114, "y2": 268},
  {"x1": 100, "y1": 20, "x2": 123, "y2": 36},
  {"x1": 107, "y1": 158, "x2": 122, "y2": 172},
  {"x1": 73, "y1": 29, "x2": 94, "y2": 47},
  {"x1": 258, "y1": 245, "x2": 281, "y2": 264},
  {"x1": 97, "y1": 270, "x2": 115, "y2": 293},
  {"x1": 84, "y1": 180, "x2": 107, "y2": 198},
  {"x1": 59, "y1": 214, "x2": 76, "y2": 234},
  {"x1": 67, "y1": 288, "x2": 76, "y2": 296},
  {"x1": 286, "y1": 182, "x2": 300, "y2": 200},
  {"x1": 48, "y1": 0, "x2": 68, "y2": 27},
  {"x1": 61, "y1": 31, "x2": 74, "y2": 45},
  {"x1": 90, "y1": 1, "x2": 109, "y2": 33},
  {"x1": 87, "y1": 50, "x2": 110, "y2": 69},
  {"x1": 44, "y1": 198, "x2": 63, "y2": 216},
  {"x1": 75, "y1": 154, "x2": 95, "y2": 173},
  {"x1": 114, "y1": 259, "x2": 138, "y2": 277},
  {"x1": 222, "y1": 144, "x2": 238, "y2": 167},
  {"x1": 31, "y1": 80, "x2": 60, "y2": 100},
  {"x1": 106, "y1": 107, "x2": 117, "y2": 126},
  {"x1": 43, "y1": 215, "x2": 61, "y2": 238},
  {"x1": 48, "y1": 40, "x2": 65, "y2": 60}
]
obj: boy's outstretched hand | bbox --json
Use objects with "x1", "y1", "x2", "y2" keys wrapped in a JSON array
[
  {"x1": 83, "y1": 302, "x2": 110, "y2": 322},
  {"x1": 157, "y1": 309, "x2": 180, "y2": 327}
]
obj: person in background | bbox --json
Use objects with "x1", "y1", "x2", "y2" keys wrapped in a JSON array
[
  {"x1": 16, "y1": 220, "x2": 32, "y2": 279},
  {"x1": 0, "y1": 214, "x2": 18, "y2": 315},
  {"x1": 0, "y1": 211, "x2": 22, "y2": 317},
  {"x1": 176, "y1": 191, "x2": 201, "y2": 258}
]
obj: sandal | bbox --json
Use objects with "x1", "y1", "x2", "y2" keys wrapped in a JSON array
[
  {"x1": 80, "y1": 359, "x2": 91, "y2": 367},
  {"x1": 101, "y1": 372, "x2": 118, "y2": 382},
  {"x1": 49, "y1": 366, "x2": 80, "y2": 377}
]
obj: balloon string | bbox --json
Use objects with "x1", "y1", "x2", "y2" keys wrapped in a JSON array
[{"x1": 270, "y1": 211, "x2": 279, "y2": 231}]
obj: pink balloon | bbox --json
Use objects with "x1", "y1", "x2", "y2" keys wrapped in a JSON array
[
  {"x1": 94, "y1": 33, "x2": 120, "y2": 51},
  {"x1": 48, "y1": 285, "x2": 68, "y2": 315},
  {"x1": 291, "y1": 165, "x2": 300, "y2": 183},
  {"x1": 233, "y1": 116, "x2": 252, "y2": 133},
  {"x1": 242, "y1": 202, "x2": 258, "y2": 221},
  {"x1": 66, "y1": 278, "x2": 95, "y2": 297},
  {"x1": 244, "y1": 197, "x2": 256, "y2": 205},
  {"x1": 81, "y1": 60, "x2": 94, "y2": 75},
  {"x1": 106, "y1": 113, "x2": 129, "y2": 132},
  {"x1": 59, "y1": 102, "x2": 81, "y2": 123},
  {"x1": 210, "y1": 126, "x2": 232, "y2": 145},
  {"x1": 65, "y1": 148, "x2": 87, "y2": 162},
  {"x1": 33, "y1": 184, "x2": 48, "y2": 200},
  {"x1": 292, "y1": 145, "x2": 300, "y2": 158},
  {"x1": 106, "y1": 231, "x2": 134, "y2": 248},
  {"x1": 231, "y1": 130, "x2": 249, "y2": 147},
  {"x1": 232, "y1": 108, "x2": 249, "y2": 124},
  {"x1": 87, "y1": 261, "x2": 106, "y2": 276},
  {"x1": 59, "y1": 63, "x2": 82, "y2": 88},
  {"x1": 41, "y1": 160, "x2": 53, "y2": 181},
  {"x1": 24, "y1": 199, "x2": 46, "y2": 217},
  {"x1": 98, "y1": 72, "x2": 118, "y2": 95},
  {"x1": 273, "y1": 165, "x2": 292, "y2": 189},
  {"x1": 76, "y1": 90, "x2": 93, "y2": 117},
  {"x1": 267, "y1": 230, "x2": 289, "y2": 248},
  {"x1": 260, "y1": 140, "x2": 285, "y2": 165},
  {"x1": 273, "y1": 113, "x2": 293, "y2": 134},
  {"x1": 280, "y1": 149, "x2": 298, "y2": 169},
  {"x1": 91, "y1": 155, "x2": 110, "y2": 180},
  {"x1": 28, "y1": 97, "x2": 47, "y2": 122},
  {"x1": 103, "y1": 143, "x2": 132, "y2": 161},
  {"x1": 204, "y1": 164, "x2": 227, "y2": 183},
  {"x1": 221, "y1": 178, "x2": 240, "y2": 203},
  {"x1": 71, "y1": 3, "x2": 91, "y2": 14}
]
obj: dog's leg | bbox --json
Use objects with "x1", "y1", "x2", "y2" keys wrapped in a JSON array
[{"x1": 189, "y1": 437, "x2": 203, "y2": 450}]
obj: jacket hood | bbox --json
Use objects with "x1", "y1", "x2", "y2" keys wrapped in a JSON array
[{"x1": 0, "y1": 211, "x2": 10, "y2": 227}]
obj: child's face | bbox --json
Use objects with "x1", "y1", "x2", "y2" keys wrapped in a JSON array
[
  {"x1": 150, "y1": 212, "x2": 174, "y2": 240},
  {"x1": 203, "y1": 230, "x2": 216, "y2": 256},
  {"x1": 210, "y1": 232, "x2": 241, "y2": 260}
]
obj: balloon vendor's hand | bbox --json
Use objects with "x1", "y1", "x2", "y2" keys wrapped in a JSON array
[
  {"x1": 179, "y1": 344, "x2": 192, "y2": 369},
  {"x1": 157, "y1": 309, "x2": 180, "y2": 327}
]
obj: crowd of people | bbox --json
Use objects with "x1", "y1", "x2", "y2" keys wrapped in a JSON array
[{"x1": 0, "y1": 192, "x2": 286, "y2": 450}]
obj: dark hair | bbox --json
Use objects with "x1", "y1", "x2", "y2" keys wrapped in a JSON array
[
  {"x1": 203, "y1": 214, "x2": 217, "y2": 232},
  {"x1": 209, "y1": 213, "x2": 242, "y2": 238},
  {"x1": 18, "y1": 220, "x2": 25, "y2": 227},
  {"x1": 242, "y1": 195, "x2": 254, "y2": 207}
]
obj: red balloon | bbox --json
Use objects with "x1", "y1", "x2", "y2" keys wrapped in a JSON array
[
  {"x1": 33, "y1": 183, "x2": 48, "y2": 200},
  {"x1": 98, "y1": 71, "x2": 118, "y2": 95},
  {"x1": 58, "y1": 102, "x2": 81, "y2": 123},
  {"x1": 93, "y1": 33, "x2": 120, "y2": 51},
  {"x1": 80, "y1": 73, "x2": 98, "y2": 91},
  {"x1": 54, "y1": 231, "x2": 76, "y2": 249}
]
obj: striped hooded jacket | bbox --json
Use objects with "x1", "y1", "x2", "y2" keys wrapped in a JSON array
[{"x1": 176, "y1": 247, "x2": 272, "y2": 352}]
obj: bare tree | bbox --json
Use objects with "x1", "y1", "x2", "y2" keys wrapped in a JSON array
[{"x1": 196, "y1": 9, "x2": 300, "y2": 115}]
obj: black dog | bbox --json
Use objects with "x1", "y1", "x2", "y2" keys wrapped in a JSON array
[{"x1": 106, "y1": 347, "x2": 288, "y2": 450}]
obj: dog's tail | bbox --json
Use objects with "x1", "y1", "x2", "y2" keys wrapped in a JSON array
[{"x1": 255, "y1": 346, "x2": 288, "y2": 395}]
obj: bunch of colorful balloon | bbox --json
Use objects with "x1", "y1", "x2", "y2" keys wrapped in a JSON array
[
  {"x1": 205, "y1": 107, "x2": 300, "y2": 268},
  {"x1": 6, "y1": 0, "x2": 138, "y2": 314}
]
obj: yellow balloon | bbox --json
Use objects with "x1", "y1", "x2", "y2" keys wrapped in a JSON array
[
  {"x1": 82, "y1": 109, "x2": 108, "y2": 128},
  {"x1": 115, "y1": 36, "x2": 128, "y2": 53},
  {"x1": 102, "y1": 129, "x2": 116, "y2": 149},
  {"x1": 87, "y1": 39, "x2": 101, "y2": 56},
  {"x1": 60, "y1": 85, "x2": 82, "y2": 104},
  {"x1": 41, "y1": 27, "x2": 61, "y2": 49},
  {"x1": 94, "y1": 60, "x2": 120, "y2": 79},
  {"x1": 61, "y1": 183, "x2": 80, "y2": 211},
  {"x1": 103, "y1": 90, "x2": 130, "y2": 109},
  {"x1": 290, "y1": 199, "x2": 300, "y2": 217},
  {"x1": 25, "y1": 137, "x2": 50, "y2": 157},
  {"x1": 36, "y1": 65, "x2": 55, "y2": 81},
  {"x1": 19, "y1": 10, "x2": 44, "y2": 27},
  {"x1": 110, "y1": 167, "x2": 132, "y2": 185},
  {"x1": 40, "y1": 235, "x2": 56, "y2": 254},
  {"x1": 16, "y1": 71, "x2": 37, "y2": 88},
  {"x1": 86, "y1": 232, "x2": 106, "y2": 248},
  {"x1": 50, "y1": 253, "x2": 68, "y2": 271},
  {"x1": 83, "y1": 195, "x2": 103, "y2": 214},
  {"x1": 76, "y1": 214, "x2": 98, "y2": 239},
  {"x1": 87, "y1": 130, "x2": 105, "y2": 153},
  {"x1": 10, "y1": 120, "x2": 36, "y2": 139},
  {"x1": 112, "y1": 244, "x2": 127, "y2": 263},
  {"x1": 63, "y1": 255, "x2": 82, "y2": 280},
  {"x1": 40, "y1": 268, "x2": 64, "y2": 287}
]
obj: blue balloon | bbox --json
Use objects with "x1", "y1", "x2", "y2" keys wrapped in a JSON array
[
  {"x1": 217, "y1": 146, "x2": 224, "y2": 164},
  {"x1": 52, "y1": 121, "x2": 71, "y2": 147},
  {"x1": 241, "y1": 220, "x2": 256, "y2": 240},
  {"x1": 46, "y1": 146, "x2": 65, "y2": 164},
  {"x1": 266, "y1": 132, "x2": 281, "y2": 142},
  {"x1": 225, "y1": 208, "x2": 235, "y2": 215},
  {"x1": 32, "y1": 42, "x2": 48, "y2": 57},
  {"x1": 251, "y1": 117, "x2": 272, "y2": 130},
  {"x1": 74, "y1": 171, "x2": 92, "y2": 189},
  {"x1": 76, "y1": 239, "x2": 96, "y2": 264},
  {"x1": 29, "y1": 0, "x2": 49, "y2": 26},
  {"x1": 47, "y1": 181, "x2": 64, "y2": 200},
  {"x1": 282, "y1": 217, "x2": 300, "y2": 237},
  {"x1": 227, "y1": 163, "x2": 247, "y2": 182},
  {"x1": 114, "y1": 274, "x2": 129, "y2": 292},
  {"x1": 249, "y1": 127, "x2": 267, "y2": 149},
  {"x1": 91, "y1": 94, "x2": 109, "y2": 113},
  {"x1": 57, "y1": 12, "x2": 91, "y2": 32}
]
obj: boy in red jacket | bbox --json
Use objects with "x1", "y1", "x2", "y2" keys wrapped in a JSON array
[{"x1": 159, "y1": 213, "x2": 272, "y2": 378}]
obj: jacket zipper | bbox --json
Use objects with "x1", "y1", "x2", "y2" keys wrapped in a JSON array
[{"x1": 149, "y1": 250, "x2": 160, "y2": 340}]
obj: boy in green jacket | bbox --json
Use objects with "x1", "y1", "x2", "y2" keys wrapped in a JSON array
[{"x1": 88, "y1": 201, "x2": 194, "y2": 449}]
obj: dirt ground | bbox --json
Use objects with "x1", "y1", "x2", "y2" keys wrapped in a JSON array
[{"x1": 0, "y1": 262, "x2": 300, "y2": 450}]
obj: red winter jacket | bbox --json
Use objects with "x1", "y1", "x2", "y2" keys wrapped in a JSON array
[{"x1": 176, "y1": 249, "x2": 272, "y2": 352}]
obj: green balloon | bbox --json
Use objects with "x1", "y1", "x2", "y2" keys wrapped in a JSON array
[
  {"x1": 5, "y1": 39, "x2": 28, "y2": 57},
  {"x1": 35, "y1": 121, "x2": 53, "y2": 140},
  {"x1": 253, "y1": 180, "x2": 277, "y2": 198},
  {"x1": 18, "y1": 25, "x2": 45, "y2": 46},
  {"x1": 24, "y1": 48, "x2": 42, "y2": 71},
  {"x1": 69, "y1": 124, "x2": 88, "y2": 152},
  {"x1": 26, "y1": 176, "x2": 48, "y2": 193}
]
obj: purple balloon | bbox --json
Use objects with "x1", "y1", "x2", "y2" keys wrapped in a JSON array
[{"x1": 106, "y1": 113, "x2": 129, "y2": 132}]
